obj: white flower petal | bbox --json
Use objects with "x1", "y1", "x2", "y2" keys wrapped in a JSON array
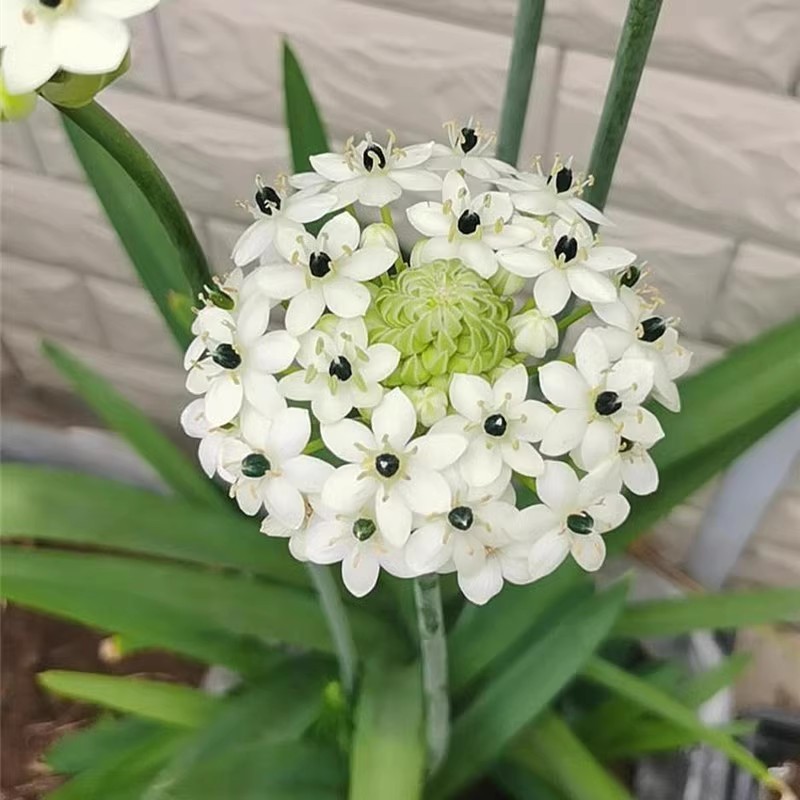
[
  {"x1": 399, "y1": 468, "x2": 452, "y2": 515},
  {"x1": 393, "y1": 142, "x2": 434, "y2": 169},
  {"x1": 570, "y1": 532, "x2": 607, "y2": 572},
  {"x1": 279, "y1": 371, "x2": 319, "y2": 402},
  {"x1": 310, "y1": 152, "x2": 357, "y2": 182},
  {"x1": 53, "y1": 12, "x2": 129, "y2": 76},
  {"x1": 375, "y1": 488, "x2": 413, "y2": 547},
  {"x1": 361, "y1": 344, "x2": 400, "y2": 383},
  {"x1": 372, "y1": 388, "x2": 417, "y2": 451},
  {"x1": 589, "y1": 492, "x2": 630, "y2": 530},
  {"x1": 569, "y1": 197, "x2": 613, "y2": 226},
  {"x1": 312, "y1": 389, "x2": 354, "y2": 424},
  {"x1": 410, "y1": 434, "x2": 467, "y2": 470},
  {"x1": 251, "y1": 264, "x2": 306, "y2": 301},
  {"x1": 342, "y1": 546, "x2": 381, "y2": 598},
  {"x1": 492, "y1": 364, "x2": 529, "y2": 407},
  {"x1": 322, "y1": 465, "x2": 377, "y2": 513},
  {"x1": 180, "y1": 398, "x2": 209, "y2": 438},
  {"x1": 458, "y1": 240, "x2": 497, "y2": 278},
  {"x1": 537, "y1": 362, "x2": 589, "y2": 409},
  {"x1": 1, "y1": 22, "x2": 59, "y2": 93},
  {"x1": 497, "y1": 247, "x2": 551, "y2": 278},
  {"x1": 391, "y1": 168, "x2": 442, "y2": 192},
  {"x1": 305, "y1": 520, "x2": 351, "y2": 564},
  {"x1": 321, "y1": 418, "x2": 376, "y2": 462},
  {"x1": 500, "y1": 440, "x2": 544, "y2": 477},
  {"x1": 232, "y1": 219, "x2": 274, "y2": 266},
  {"x1": 621, "y1": 452, "x2": 659, "y2": 495},
  {"x1": 528, "y1": 530, "x2": 570, "y2": 580},
  {"x1": 358, "y1": 175, "x2": 402, "y2": 207},
  {"x1": 285, "y1": 191, "x2": 337, "y2": 224},
  {"x1": 248, "y1": 330, "x2": 299, "y2": 374},
  {"x1": 323, "y1": 277, "x2": 370, "y2": 319},
  {"x1": 533, "y1": 268, "x2": 572, "y2": 316},
  {"x1": 513, "y1": 400, "x2": 554, "y2": 442},
  {"x1": 575, "y1": 329, "x2": 611, "y2": 388},
  {"x1": 234, "y1": 480, "x2": 264, "y2": 516},
  {"x1": 263, "y1": 475, "x2": 306, "y2": 530},
  {"x1": 458, "y1": 557, "x2": 503, "y2": 605},
  {"x1": 406, "y1": 521, "x2": 452, "y2": 573},
  {"x1": 285, "y1": 288, "x2": 326, "y2": 336},
  {"x1": 584, "y1": 246, "x2": 636, "y2": 272},
  {"x1": 450, "y1": 373, "x2": 493, "y2": 422},
  {"x1": 406, "y1": 202, "x2": 451, "y2": 237},
  {"x1": 282, "y1": 454, "x2": 334, "y2": 494},
  {"x1": 338, "y1": 246, "x2": 396, "y2": 281},
  {"x1": 266, "y1": 407, "x2": 311, "y2": 461},
  {"x1": 81, "y1": 0, "x2": 160, "y2": 19},
  {"x1": 204, "y1": 375, "x2": 243, "y2": 427},
  {"x1": 320, "y1": 211, "x2": 361, "y2": 255},
  {"x1": 580, "y1": 419, "x2": 620, "y2": 470},
  {"x1": 453, "y1": 533, "x2": 487, "y2": 577},
  {"x1": 537, "y1": 460, "x2": 580, "y2": 514},
  {"x1": 540, "y1": 409, "x2": 588, "y2": 457},
  {"x1": 460, "y1": 437, "x2": 504, "y2": 487},
  {"x1": 607, "y1": 358, "x2": 654, "y2": 405},
  {"x1": 566, "y1": 265, "x2": 618, "y2": 304},
  {"x1": 620, "y1": 407, "x2": 664, "y2": 445},
  {"x1": 516, "y1": 504, "x2": 562, "y2": 539}
]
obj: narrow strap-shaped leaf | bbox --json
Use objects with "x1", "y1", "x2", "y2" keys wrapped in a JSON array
[
  {"x1": 496, "y1": 0, "x2": 546, "y2": 166},
  {"x1": 39, "y1": 671, "x2": 220, "y2": 728},
  {"x1": 512, "y1": 711, "x2": 632, "y2": 800},
  {"x1": 492, "y1": 761, "x2": 563, "y2": 800},
  {"x1": 680, "y1": 652, "x2": 752, "y2": 707},
  {"x1": 42, "y1": 342, "x2": 225, "y2": 510},
  {"x1": 429, "y1": 581, "x2": 628, "y2": 798},
  {"x1": 580, "y1": 657, "x2": 776, "y2": 788},
  {"x1": 612, "y1": 588, "x2": 800, "y2": 639},
  {"x1": 582, "y1": 0, "x2": 663, "y2": 211},
  {"x1": 283, "y1": 39, "x2": 330, "y2": 172},
  {"x1": 60, "y1": 101, "x2": 212, "y2": 300},
  {"x1": 0, "y1": 547, "x2": 402, "y2": 661},
  {"x1": 349, "y1": 663, "x2": 425, "y2": 800},
  {"x1": 0, "y1": 464, "x2": 307, "y2": 588}
]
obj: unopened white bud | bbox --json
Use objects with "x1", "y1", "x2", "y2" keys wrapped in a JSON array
[
  {"x1": 509, "y1": 308, "x2": 558, "y2": 358},
  {"x1": 403, "y1": 386, "x2": 448, "y2": 428},
  {"x1": 360, "y1": 222, "x2": 399, "y2": 254}
]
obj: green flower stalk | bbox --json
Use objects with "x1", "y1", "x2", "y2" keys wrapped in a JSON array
[{"x1": 365, "y1": 259, "x2": 515, "y2": 388}]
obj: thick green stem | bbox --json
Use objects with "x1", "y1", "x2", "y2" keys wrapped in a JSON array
[
  {"x1": 414, "y1": 574, "x2": 450, "y2": 775},
  {"x1": 496, "y1": 0, "x2": 546, "y2": 166},
  {"x1": 58, "y1": 100, "x2": 214, "y2": 295},
  {"x1": 307, "y1": 564, "x2": 357, "y2": 698},
  {"x1": 557, "y1": 304, "x2": 592, "y2": 330},
  {"x1": 582, "y1": 0, "x2": 663, "y2": 212}
]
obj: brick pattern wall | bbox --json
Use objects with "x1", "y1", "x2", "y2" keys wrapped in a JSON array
[{"x1": 1, "y1": 1, "x2": 799, "y2": 580}]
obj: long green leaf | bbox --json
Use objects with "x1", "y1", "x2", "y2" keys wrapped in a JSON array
[
  {"x1": 429, "y1": 581, "x2": 628, "y2": 798},
  {"x1": 0, "y1": 547, "x2": 401, "y2": 660},
  {"x1": 42, "y1": 343, "x2": 224, "y2": 510},
  {"x1": 680, "y1": 652, "x2": 752, "y2": 707},
  {"x1": 513, "y1": 711, "x2": 632, "y2": 800},
  {"x1": 613, "y1": 588, "x2": 800, "y2": 639},
  {"x1": 582, "y1": 0, "x2": 663, "y2": 211},
  {"x1": 60, "y1": 101, "x2": 212, "y2": 304},
  {"x1": 493, "y1": 761, "x2": 564, "y2": 800},
  {"x1": 496, "y1": 0, "x2": 546, "y2": 166},
  {"x1": 0, "y1": 464, "x2": 307, "y2": 588},
  {"x1": 283, "y1": 40, "x2": 330, "y2": 173},
  {"x1": 39, "y1": 671, "x2": 220, "y2": 728},
  {"x1": 349, "y1": 663, "x2": 425, "y2": 800},
  {"x1": 580, "y1": 657, "x2": 775, "y2": 787}
]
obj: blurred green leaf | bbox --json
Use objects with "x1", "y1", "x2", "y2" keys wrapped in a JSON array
[
  {"x1": 612, "y1": 588, "x2": 800, "y2": 639},
  {"x1": 42, "y1": 343, "x2": 224, "y2": 510},
  {"x1": 39, "y1": 671, "x2": 220, "y2": 728},
  {"x1": 448, "y1": 566, "x2": 590, "y2": 696},
  {"x1": 61, "y1": 101, "x2": 212, "y2": 324},
  {"x1": 680, "y1": 652, "x2": 752, "y2": 707},
  {"x1": 513, "y1": 711, "x2": 632, "y2": 800},
  {"x1": 429, "y1": 581, "x2": 628, "y2": 798},
  {"x1": 581, "y1": 657, "x2": 773, "y2": 786},
  {"x1": 349, "y1": 663, "x2": 425, "y2": 800},
  {"x1": 493, "y1": 761, "x2": 565, "y2": 800},
  {"x1": 0, "y1": 547, "x2": 401, "y2": 660},
  {"x1": 0, "y1": 464, "x2": 307, "y2": 588},
  {"x1": 283, "y1": 39, "x2": 330, "y2": 173}
]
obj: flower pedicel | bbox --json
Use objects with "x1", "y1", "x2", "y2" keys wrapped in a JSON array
[{"x1": 181, "y1": 123, "x2": 692, "y2": 605}]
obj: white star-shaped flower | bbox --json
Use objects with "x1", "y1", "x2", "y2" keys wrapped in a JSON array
[
  {"x1": 305, "y1": 132, "x2": 442, "y2": 208},
  {"x1": 428, "y1": 119, "x2": 516, "y2": 181},
  {"x1": 592, "y1": 286, "x2": 692, "y2": 412},
  {"x1": 433, "y1": 364, "x2": 553, "y2": 487},
  {"x1": 305, "y1": 504, "x2": 414, "y2": 598},
  {"x1": 280, "y1": 316, "x2": 400, "y2": 423},
  {"x1": 180, "y1": 397, "x2": 239, "y2": 479},
  {"x1": 218, "y1": 407, "x2": 333, "y2": 529},
  {"x1": 581, "y1": 436, "x2": 661, "y2": 497},
  {"x1": 0, "y1": 0, "x2": 159, "y2": 94},
  {"x1": 231, "y1": 177, "x2": 337, "y2": 267},
  {"x1": 407, "y1": 170, "x2": 533, "y2": 278},
  {"x1": 519, "y1": 461, "x2": 630, "y2": 579},
  {"x1": 320, "y1": 389, "x2": 467, "y2": 547},
  {"x1": 496, "y1": 156, "x2": 611, "y2": 226},
  {"x1": 538, "y1": 329, "x2": 663, "y2": 461},
  {"x1": 498, "y1": 218, "x2": 635, "y2": 315},
  {"x1": 256, "y1": 213, "x2": 398, "y2": 336},
  {"x1": 184, "y1": 302, "x2": 296, "y2": 427}
]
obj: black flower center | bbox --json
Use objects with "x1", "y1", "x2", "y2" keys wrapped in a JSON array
[
  {"x1": 309, "y1": 251, "x2": 332, "y2": 278},
  {"x1": 639, "y1": 316, "x2": 667, "y2": 343},
  {"x1": 457, "y1": 210, "x2": 481, "y2": 235},
  {"x1": 566, "y1": 511, "x2": 594, "y2": 535},
  {"x1": 620, "y1": 265, "x2": 641, "y2": 288},
  {"x1": 255, "y1": 185, "x2": 281, "y2": 216},
  {"x1": 39, "y1": 0, "x2": 62, "y2": 7},
  {"x1": 362, "y1": 144, "x2": 386, "y2": 172},
  {"x1": 375, "y1": 453, "x2": 400, "y2": 478},
  {"x1": 546, "y1": 166, "x2": 573, "y2": 194},
  {"x1": 595, "y1": 391, "x2": 622, "y2": 416},
  {"x1": 554, "y1": 235, "x2": 578, "y2": 262},
  {"x1": 212, "y1": 343, "x2": 241, "y2": 370},
  {"x1": 460, "y1": 127, "x2": 478, "y2": 154},
  {"x1": 328, "y1": 356, "x2": 353, "y2": 382},
  {"x1": 241, "y1": 453, "x2": 271, "y2": 478},
  {"x1": 483, "y1": 413, "x2": 507, "y2": 437},
  {"x1": 448, "y1": 506, "x2": 474, "y2": 531},
  {"x1": 619, "y1": 437, "x2": 634, "y2": 453},
  {"x1": 352, "y1": 518, "x2": 377, "y2": 541}
]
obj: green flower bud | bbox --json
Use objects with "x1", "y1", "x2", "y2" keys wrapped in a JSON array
[
  {"x1": 0, "y1": 76, "x2": 36, "y2": 122},
  {"x1": 365, "y1": 259, "x2": 513, "y2": 387},
  {"x1": 403, "y1": 385, "x2": 448, "y2": 427},
  {"x1": 39, "y1": 53, "x2": 130, "y2": 109},
  {"x1": 488, "y1": 266, "x2": 527, "y2": 297}
]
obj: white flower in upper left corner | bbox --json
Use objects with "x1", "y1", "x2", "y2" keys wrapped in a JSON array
[
  {"x1": 499, "y1": 219, "x2": 635, "y2": 315},
  {"x1": 231, "y1": 177, "x2": 337, "y2": 267},
  {"x1": 321, "y1": 389, "x2": 467, "y2": 547},
  {"x1": 407, "y1": 170, "x2": 533, "y2": 279},
  {"x1": 184, "y1": 303, "x2": 296, "y2": 427},
  {"x1": 0, "y1": 0, "x2": 159, "y2": 94},
  {"x1": 433, "y1": 364, "x2": 553, "y2": 487},
  {"x1": 519, "y1": 461, "x2": 629, "y2": 579},
  {"x1": 280, "y1": 316, "x2": 400, "y2": 423},
  {"x1": 538, "y1": 329, "x2": 662, "y2": 461},
  {"x1": 258, "y1": 212, "x2": 398, "y2": 336},
  {"x1": 307, "y1": 132, "x2": 442, "y2": 208},
  {"x1": 219, "y1": 407, "x2": 333, "y2": 528}
]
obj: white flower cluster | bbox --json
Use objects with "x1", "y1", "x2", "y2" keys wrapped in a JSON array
[{"x1": 181, "y1": 121, "x2": 691, "y2": 605}]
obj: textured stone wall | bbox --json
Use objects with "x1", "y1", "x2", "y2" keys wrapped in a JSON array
[{"x1": 1, "y1": 0, "x2": 798, "y2": 583}]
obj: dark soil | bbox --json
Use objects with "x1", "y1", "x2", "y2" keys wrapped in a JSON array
[{"x1": 1, "y1": 604, "x2": 203, "y2": 800}]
